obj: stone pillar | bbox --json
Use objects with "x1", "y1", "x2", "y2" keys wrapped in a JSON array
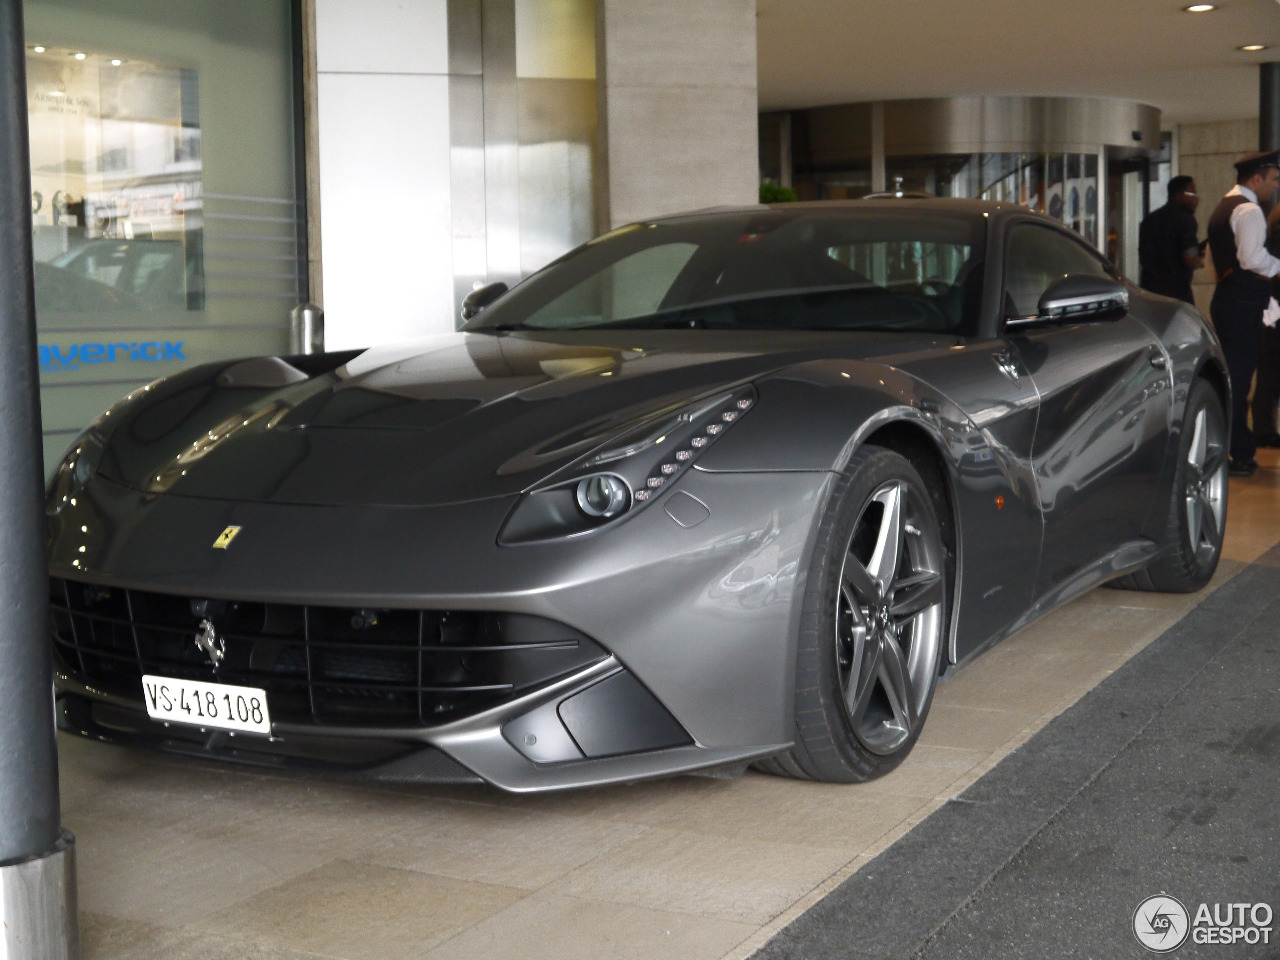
[{"x1": 595, "y1": 0, "x2": 758, "y2": 230}]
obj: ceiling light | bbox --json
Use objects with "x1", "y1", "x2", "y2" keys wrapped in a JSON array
[
  {"x1": 110, "y1": 58, "x2": 122, "y2": 65},
  {"x1": 1239, "y1": 43, "x2": 1270, "y2": 51},
  {"x1": 72, "y1": 51, "x2": 86, "y2": 60},
  {"x1": 31, "y1": 45, "x2": 45, "y2": 53},
  {"x1": 1183, "y1": 3, "x2": 1215, "y2": 10}
]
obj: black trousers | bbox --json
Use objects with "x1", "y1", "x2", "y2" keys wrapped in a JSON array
[
  {"x1": 1253, "y1": 322, "x2": 1280, "y2": 441},
  {"x1": 1212, "y1": 283, "x2": 1270, "y2": 463}
]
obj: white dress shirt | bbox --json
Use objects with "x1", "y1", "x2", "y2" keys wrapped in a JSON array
[{"x1": 1227, "y1": 184, "x2": 1280, "y2": 278}]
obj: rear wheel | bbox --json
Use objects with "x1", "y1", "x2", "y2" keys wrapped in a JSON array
[
  {"x1": 1115, "y1": 379, "x2": 1227, "y2": 593},
  {"x1": 758, "y1": 446, "x2": 948, "y2": 782}
]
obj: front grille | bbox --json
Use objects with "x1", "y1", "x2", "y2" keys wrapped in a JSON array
[{"x1": 51, "y1": 577, "x2": 608, "y2": 728}]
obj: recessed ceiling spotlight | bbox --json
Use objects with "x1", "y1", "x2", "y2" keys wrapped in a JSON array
[
  {"x1": 1239, "y1": 43, "x2": 1270, "y2": 51},
  {"x1": 31, "y1": 45, "x2": 45, "y2": 53},
  {"x1": 72, "y1": 51, "x2": 86, "y2": 60},
  {"x1": 1184, "y1": 3, "x2": 1216, "y2": 11},
  {"x1": 110, "y1": 58, "x2": 122, "y2": 66}
]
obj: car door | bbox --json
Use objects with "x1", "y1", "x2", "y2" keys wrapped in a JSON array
[
  {"x1": 897, "y1": 334, "x2": 1044, "y2": 663},
  {"x1": 880, "y1": 230, "x2": 1040, "y2": 660},
  {"x1": 1001, "y1": 220, "x2": 1172, "y2": 601}
]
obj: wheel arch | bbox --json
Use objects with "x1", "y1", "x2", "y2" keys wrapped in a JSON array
[
  {"x1": 1195, "y1": 356, "x2": 1230, "y2": 420},
  {"x1": 698, "y1": 365, "x2": 971, "y2": 669}
]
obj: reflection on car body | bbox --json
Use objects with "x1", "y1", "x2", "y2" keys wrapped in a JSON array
[
  {"x1": 49, "y1": 238, "x2": 197, "y2": 310},
  {"x1": 33, "y1": 261, "x2": 150, "y2": 315}
]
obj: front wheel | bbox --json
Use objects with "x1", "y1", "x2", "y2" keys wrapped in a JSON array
[
  {"x1": 1121, "y1": 379, "x2": 1228, "y2": 593},
  {"x1": 758, "y1": 446, "x2": 949, "y2": 782}
]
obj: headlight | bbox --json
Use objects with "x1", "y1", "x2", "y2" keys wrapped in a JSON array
[
  {"x1": 44, "y1": 382, "x2": 150, "y2": 515},
  {"x1": 46, "y1": 428, "x2": 106, "y2": 515},
  {"x1": 575, "y1": 474, "x2": 630, "y2": 518},
  {"x1": 499, "y1": 385, "x2": 756, "y2": 544}
]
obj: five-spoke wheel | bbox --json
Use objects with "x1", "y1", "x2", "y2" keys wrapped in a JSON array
[
  {"x1": 1183, "y1": 403, "x2": 1227, "y2": 568},
  {"x1": 760, "y1": 446, "x2": 949, "y2": 782},
  {"x1": 837, "y1": 478, "x2": 946, "y2": 755},
  {"x1": 1115, "y1": 379, "x2": 1227, "y2": 593}
]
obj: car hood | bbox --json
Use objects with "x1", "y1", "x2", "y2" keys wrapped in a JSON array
[{"x1": 95, "y1": 329, "x2": 952, "y2": 506}]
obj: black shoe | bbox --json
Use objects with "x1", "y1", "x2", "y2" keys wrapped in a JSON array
[{"x1": 1229, "y1": 458, "x2": 1259, "y2": 477}]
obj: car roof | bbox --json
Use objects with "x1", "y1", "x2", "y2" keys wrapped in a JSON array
[{"x1": 649, "y1": 196, "x2": 1046, "y2": 226}]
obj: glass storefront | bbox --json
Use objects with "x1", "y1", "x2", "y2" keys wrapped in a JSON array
[
  {"x1": 795, "y1": 151, "x2": 1100, "y2": 247},
  {"x1": 880, "y1": 152, "x2": 1100, "y2": 247},
  {"x1": 25, "y1": 0, "x2": 303, "y2": 473},
  {"x1": 767, "y1": 97, "x2": 1161, "y2": 271}
]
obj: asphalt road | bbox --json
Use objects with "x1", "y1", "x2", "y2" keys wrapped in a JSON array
[{"x1": 756, "y1": 546, "x2": 1280, "y2": 960}]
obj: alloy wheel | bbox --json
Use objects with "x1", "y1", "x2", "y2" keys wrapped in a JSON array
[
  {"x1": 1184, "y1": 406, "x2": 1227, "y2": 565},
  {"x1": 835, "y1": 479, "x2": 945, "y2": 755}
]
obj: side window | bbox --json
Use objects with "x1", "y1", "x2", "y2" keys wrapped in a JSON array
[{"x1": 1004, "y1": 223, "x2": 1113, "y2": 318}]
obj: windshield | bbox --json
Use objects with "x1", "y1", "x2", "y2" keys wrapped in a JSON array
[{"x1": 465, "y1": 208, "x2": 987, "y2": 335}]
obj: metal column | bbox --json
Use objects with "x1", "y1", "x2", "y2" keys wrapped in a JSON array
[
  {"x1": 0, "y1": 0, "x2": 79, "y2": 955},
  {"x1": 870, "y1": 101, "x2": 886, "y2": 194},
  {"x1": 1262, "y1": 63, "x2": 1280, "y2": 151}
]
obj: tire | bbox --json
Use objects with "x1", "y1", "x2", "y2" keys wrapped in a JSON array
[
  {"x1": 761, "y1": 446, "x2": 949, "y2": 782},
  {"x1": 1116, "y1": 379, "x2": 1228, "y2": 593}
]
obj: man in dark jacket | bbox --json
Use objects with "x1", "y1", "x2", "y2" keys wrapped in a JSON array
[
  {"x1": 1139, "y1": 175, "x2": 1203, "y2": 304},
  {"x1": 1208, "y1": 151, "x2": 1280, "y2": 476}
]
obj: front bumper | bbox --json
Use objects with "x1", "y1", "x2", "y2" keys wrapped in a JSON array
[
  {"x1": 57, "y1": 660, "x2": 784, "y2": 791},
  {"x1": 49, "y1": 467, "x2": 831, "y2": 790}
]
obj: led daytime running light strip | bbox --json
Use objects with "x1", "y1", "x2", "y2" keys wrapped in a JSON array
[{"x1": 632, "y1": 392, "x2": 755, "y2": 502}]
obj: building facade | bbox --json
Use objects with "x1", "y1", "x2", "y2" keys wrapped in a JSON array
[{"x1": 23, "y1": 0, "x2": 1265, "y2": 472}]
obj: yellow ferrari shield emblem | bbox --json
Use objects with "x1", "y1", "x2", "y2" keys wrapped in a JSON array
[{"x1": 212, "y1": 525, "x2": 242, "y2": 550}]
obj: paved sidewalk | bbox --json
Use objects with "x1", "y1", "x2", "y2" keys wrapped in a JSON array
[
  {"x1": 66, "y1": 459, "x2": 1280, "y2": 960},
  {"x1": 755, "y1": 547, "x2": 1280, "y2": 960}
]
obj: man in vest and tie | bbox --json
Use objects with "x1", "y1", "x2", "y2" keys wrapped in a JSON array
[{"x1": 1208, "y1": 149, "x2": 1280, "y2": 477}]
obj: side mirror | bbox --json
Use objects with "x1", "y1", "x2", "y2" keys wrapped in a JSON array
[
  {"x1": 461, "y1": 281, "x2": 509, "y2": 321},
  {"x1": 1008, "y1": 274, "x2": 1129, "y2": 329}
]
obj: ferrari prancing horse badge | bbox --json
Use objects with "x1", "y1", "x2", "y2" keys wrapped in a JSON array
[{"x1": 212, "y1": 525, "x2": 242, "y2": 549}]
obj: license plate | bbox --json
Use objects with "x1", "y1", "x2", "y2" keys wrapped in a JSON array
[{"x1": 141, "y1": 675, "x2": 271, "y2": 735}]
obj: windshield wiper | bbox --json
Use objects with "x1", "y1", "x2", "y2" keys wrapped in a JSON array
[
  {"x1": 483, "y1": 322, "x2": 539, "y2": 332},
  {"x1": 589, "y1": 310, "x2": 714, "y2": 330}
]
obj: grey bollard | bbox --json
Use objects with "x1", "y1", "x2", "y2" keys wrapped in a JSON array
[
  {"x1": 0, "y1": 832, "x2": 79, "y2": 960},
  {"x1": 290, "y1": 302, "x2": 325, "y2": 354}
]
